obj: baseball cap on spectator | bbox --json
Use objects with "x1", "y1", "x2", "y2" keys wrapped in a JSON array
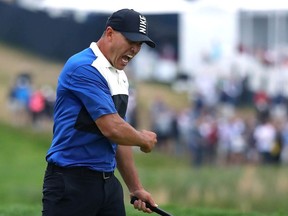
[{"x1": 105, "y1": 8, "x2": 156, "y2": 48}]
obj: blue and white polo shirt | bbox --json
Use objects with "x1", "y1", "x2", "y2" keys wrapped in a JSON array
[{"x1": 46, "y1": 42, "x2": 129, "y2": 172}]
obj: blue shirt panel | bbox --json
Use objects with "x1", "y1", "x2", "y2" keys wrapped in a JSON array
[{"x1": 46, "y1": 47, "x2": 118, "y2": 172}]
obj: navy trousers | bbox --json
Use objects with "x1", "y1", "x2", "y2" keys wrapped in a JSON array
[{"x1": 42, "y1": 164, "x2": 126, "y2": 216}]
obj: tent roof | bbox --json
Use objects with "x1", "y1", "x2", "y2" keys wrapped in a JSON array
[
  {"x1": 37, "y1": 0, "x2": 192, "y2": 15},
  {"x1": 30, "y1": 0, "x2": 288, "y2": 16},
  {"x1": 191, "y1": 0, "x2": 288, "y2": 13}
]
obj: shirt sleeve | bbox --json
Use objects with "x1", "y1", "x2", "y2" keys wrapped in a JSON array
[{"x1": 68, "y1": 65, "x2": 117, "y2": 121}]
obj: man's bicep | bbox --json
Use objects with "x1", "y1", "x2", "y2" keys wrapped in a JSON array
[{"x1": 95, "y1": 113, "x2": 124, "y2": 136}]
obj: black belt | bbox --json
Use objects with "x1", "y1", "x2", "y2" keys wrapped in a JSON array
[{"x1": 47, "y1": 163, "x2": 114, "y2": 180}]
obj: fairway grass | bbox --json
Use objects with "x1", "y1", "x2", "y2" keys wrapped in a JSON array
[
  {"x1": 0, "y1": 204, "x2": 284, "y2": 216},
  {"x1": 0, "y1": 121, "x2": 288, "y2": 216}
]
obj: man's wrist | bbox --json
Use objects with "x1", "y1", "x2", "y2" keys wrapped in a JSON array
[{"x1": 129, "y1": 186, "x2": 144, "y2": 194}]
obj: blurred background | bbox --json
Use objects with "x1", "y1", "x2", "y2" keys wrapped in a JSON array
[{"x1": 1, "y1": 0, "x2": 288, "y2": 215}]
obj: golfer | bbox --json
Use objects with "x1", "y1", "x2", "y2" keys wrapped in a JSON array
[{"x1": 42, "y1": 8, "x2": 158, "y2": 216}]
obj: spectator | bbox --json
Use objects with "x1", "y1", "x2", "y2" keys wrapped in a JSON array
[
  {"x1": 7, "y1": 72, "x2": 32, "y2": 125},
  {"x1": 150, "y1": 96, "x2": 173, "y2": 153},
  {"x1": 253, "y1": 117, "x2": 276, "y2": 164},
  {"x1": 28, "y1": 89, "x2": 45, "y2": 128}
]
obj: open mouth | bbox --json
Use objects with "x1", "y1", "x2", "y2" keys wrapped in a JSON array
[{"x1": 122, "y1": 54, "x2": 133, "y2": 64}]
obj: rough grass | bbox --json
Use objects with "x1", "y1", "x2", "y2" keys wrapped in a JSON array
[
  {"x1": 0, "y1": 121, "x2": 287, "y2": 216},
  {"x1": 1, "y1": 43, "x2": 287, "y2": 216}
]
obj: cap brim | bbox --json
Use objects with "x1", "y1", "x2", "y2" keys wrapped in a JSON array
[{"x1": 121, "y1": 32, "x2": 156, "y2": 48}]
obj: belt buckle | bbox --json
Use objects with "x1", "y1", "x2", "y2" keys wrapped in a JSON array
[{"x1": 103, "y1": 172, "x2": 110, "y2": 180}]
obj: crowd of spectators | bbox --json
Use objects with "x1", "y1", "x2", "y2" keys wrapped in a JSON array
[
  {"x1": 7, "y1": 72, "x2": 55, "y2": 129},
  {"x1": 143, "y1": 44, "x2": 288, "y2": 167},
  {"x1": 147, "y1": 95, "x2": 288, "y2": 167}
]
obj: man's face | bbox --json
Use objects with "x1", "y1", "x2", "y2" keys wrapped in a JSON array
[{"x1": 108, "y1": 29, "x2": 142, "y2": 70}]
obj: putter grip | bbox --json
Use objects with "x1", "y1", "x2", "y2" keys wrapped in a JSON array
[{"x1": 130, "y1": 196, "x2": 173, "y2": 216}]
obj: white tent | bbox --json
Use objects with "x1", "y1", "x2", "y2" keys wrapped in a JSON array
[
  {"x1": 37, "y1": 0, "x2": 191, "y2": 15},
  {"x1": 35, "y1": 0, "x2": 288, "y2": 76},
  {"x1": 179, "y1": 0, "x2": 238, "y2": 73},
  {"x1": 188, "y1": 0, "x2": 288, "y2": 12},
  {"x1": 180, "y1": 0, "x2": 288, "y2": 74}
]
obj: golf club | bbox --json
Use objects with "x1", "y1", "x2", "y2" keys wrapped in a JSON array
[{"x1": 130, "y1": 196, "x2": 173, "y2": 216}]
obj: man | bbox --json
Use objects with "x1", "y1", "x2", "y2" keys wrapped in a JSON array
[{"x1": 42, "y1": 8, "x2": 158, "y2": 216}]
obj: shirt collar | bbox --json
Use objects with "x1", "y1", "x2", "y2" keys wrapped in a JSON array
[{"x1": 90, "y1": 42, "x2": 118, "y2": 73}]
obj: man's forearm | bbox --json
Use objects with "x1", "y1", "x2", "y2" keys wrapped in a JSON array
[
  {"x1": 96, "y1": 113, "x2": 156, "y2": 152},
  {"x1": 116, "y1": 145, "x2": 143, "y2": 193},
  {"x1": 97, "y1": 114, "x2": 143, "y2": 145}
]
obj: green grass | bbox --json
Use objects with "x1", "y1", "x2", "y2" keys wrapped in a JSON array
[
  {"x1": 0, "y1": 121, "x2": 288, "y2": 216},
  {"x1": 1, "y1": 41, "x2": 287, "y2": 216},
  {"x1": 0, "y1": 123, "x2": 51, "y2": 205}
]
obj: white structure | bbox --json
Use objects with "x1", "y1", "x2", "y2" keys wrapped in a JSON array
[{"x1": 21, "y1": 0, "x2": 288, "y2": 79}]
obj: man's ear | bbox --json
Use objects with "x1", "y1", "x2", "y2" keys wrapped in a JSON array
[{"x1": 105, "y1": 27, "x2": 114, "y2": 40}]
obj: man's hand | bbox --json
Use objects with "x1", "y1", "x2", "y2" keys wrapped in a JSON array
[
  {"x1": 130, "y1": 189, "x2": 158, "y2": 213},
  {"x1": 139, "y1": 130, "x2": 157, "y2": 153}
]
